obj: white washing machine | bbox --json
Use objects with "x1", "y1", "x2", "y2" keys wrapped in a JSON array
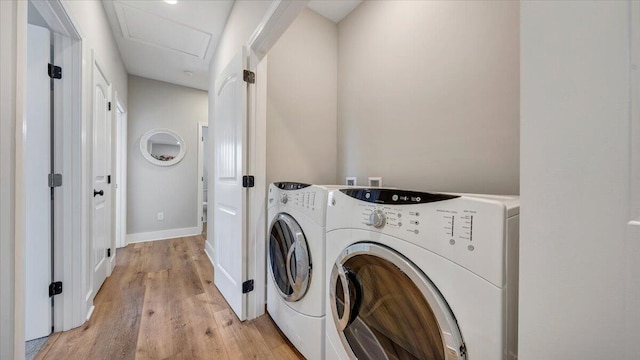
[
  {"x1": 267, "y1": 182, "x2": 336, "y2": 360},
  {"x1": 325, "y1": 188, "x2": 520, "y2": 360}
]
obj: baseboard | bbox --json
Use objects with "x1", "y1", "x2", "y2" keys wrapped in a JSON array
[
  {"x1": 126, "y1": 226, "x2": 201, "y2": 244},
  {"x1": 204, "y1": 240, "x2": 215, "y2": 266},
  {"x1": 86, "y1": 305, "x2": 95, "y2": 321}
]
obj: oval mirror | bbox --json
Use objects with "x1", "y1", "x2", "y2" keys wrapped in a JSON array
[{"x1": 139, "y1": 129, "x2": 186, "y2": 166}]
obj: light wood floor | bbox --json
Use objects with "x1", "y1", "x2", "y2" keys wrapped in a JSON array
[{"x1": 36, "y1": 236, "x2": 304, "y2": 360}]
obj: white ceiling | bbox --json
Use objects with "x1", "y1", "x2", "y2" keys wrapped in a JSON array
[
  {"x1": 101, "y1": 0, "x2": 362, "y2": 91},
  {"x1": 307, "y1": 0, "x2": 362, "y2": 23},
  {"x1": 102, "y1": 0, "x2": 233, "y2": 91}
]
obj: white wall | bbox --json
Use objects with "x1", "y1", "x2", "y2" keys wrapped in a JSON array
[
  {"x1": 520, "y1": 1, "x2": 638, "y2": 359},
  {"x1": 64, "y1": 0, "x2": 128, "y2": 107},
  {"x1": 0, "y1": 2, "x2": 23, "y2": 358},
  {"x1": 337, "y1": 0, "x2": 519, "y2": 194},
  {"x1": 266, "y1": 8, "x2": 337, "y2": 185},
  {"x1": 206, "y1": 0, "x2": 272, "y2": 254},
  {"x1": 127, "y1": 75, "x2": 208, "y2": 238}
]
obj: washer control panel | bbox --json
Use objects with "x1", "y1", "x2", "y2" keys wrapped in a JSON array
[{"x1": 328, "y1": 188, "x2": 512, "y2": 287}]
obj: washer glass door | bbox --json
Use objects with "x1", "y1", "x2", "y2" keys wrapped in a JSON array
[
  {"x1": 330, "y1": 243, "x2": 466, "y2": 360},
  {"x1": 269, "y1": 213, "x2": 311, "y2": 302}
]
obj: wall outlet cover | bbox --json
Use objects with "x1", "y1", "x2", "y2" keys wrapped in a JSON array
[
  {"x1": 368, "y1": 177, "x2": 382, "y2": 187},
  {"x1": 157, "y1": 212, "x2": 164, "y2": 221},
  {"x1": 346, "y1": 177, "x2": 357, "y2": 186}
]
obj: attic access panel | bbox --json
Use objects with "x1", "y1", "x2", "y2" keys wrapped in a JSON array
[{"x1": 114, "y1": 2, "x2": 211, "y2": 59}]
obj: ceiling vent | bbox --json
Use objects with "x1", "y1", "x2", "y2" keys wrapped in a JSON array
[{"x1": 114, "y1": 2, "x2": 211, "y2": 59}]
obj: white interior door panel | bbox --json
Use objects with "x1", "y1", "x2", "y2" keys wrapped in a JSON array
[{"x1": 213, "y1": 48, "x2": 249, "y2": 320}]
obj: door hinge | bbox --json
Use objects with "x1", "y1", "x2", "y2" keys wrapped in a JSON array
[
  {"x1": 243, "y1": 70, "x2": 255, "y2": 84},
  {"x1": 48, "y1": 63, "x2": 62, "y2": 79},
  {"x1": 48, "y1": 173, "x2": 62, "y2": 188},
  {"x1": 49, "y1": 282, "x2": 63, "y2": 297},
  {"x1": 242, "y1": 175, "x2": 255, "y2": 188},
  {"x1": 107, "y1": 248, "x2": 111, "y2": 257},
  {"x1": 242, "y1": 279, "x2": 254, "y2": 294},
  {"x1": 107, "y1": 175, "x2": 111, "y2": 184},
  {"x1": 108, "y1": 102, "x2": 112, "y2": 111}
]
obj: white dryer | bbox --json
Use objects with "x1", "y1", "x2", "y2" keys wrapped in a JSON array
[
  {"x1": 267, "y1": 182, "x2": 334, "y2": 360},
  {"x1": 325, "y1": 188, "x2": 519, "y2": 360}
]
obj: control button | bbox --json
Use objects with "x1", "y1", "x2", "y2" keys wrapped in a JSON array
[
  {"x1": 392, "y1": 194, "x2": 399, "y2": 201},
  {"x1": 414, "y1": 229, "x2": 419, "y2": 235},
  {"x1": 397, "y1": 213, "x2": 402, "y2": 218},
  {"x1": 468, "y1": 245, "x2": 475, "y2": 251},
  {"x1": 365, "y1": 193, "x2": 371, "y2": 199},
  {"x1": 280, "y1": 193, "x2": 288, "y2": 204},
  {"x1": 449, "y1": 239, "x2": 455, "y2": 245},
  {"x1": 415, "y1": 212, "x2": 420, "y2": 216},
  {"x1": 398, "y1": 222, "x2": 402, "y2": 227},
  {"x1": 368, "y1": 210, "x2": 386, "y2": 229}
]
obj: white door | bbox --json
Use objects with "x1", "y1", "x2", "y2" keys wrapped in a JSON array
[
  {"x1": 92, "y1": 56, "x2": 112, "y2": 296},
  {"x1": 213, "y1": 48, "x2": 250, "y2": 320},
  {"x1": 25, "y1": 23, "x2": 52, "y2": 341}
]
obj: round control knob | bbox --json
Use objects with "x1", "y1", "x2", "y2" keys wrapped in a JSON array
[
  {"x1": 369, "y1": 210, "x2": 386, "y2": 229},
  {"x1": 280, "y1": 193, "x2": 288, "y2": 204}
]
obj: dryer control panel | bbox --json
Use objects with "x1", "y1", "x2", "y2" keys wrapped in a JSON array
[
  {"x1": 268, "y1": 183, "x2": 328, "y2": 225},
  {"x1": 328, "y1": 188, "x2": 518, "y2": 288}
]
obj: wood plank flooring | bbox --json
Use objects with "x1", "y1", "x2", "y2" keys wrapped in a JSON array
[{"x1": 36, "y1": 236, "x2": 304, "y2": 360}]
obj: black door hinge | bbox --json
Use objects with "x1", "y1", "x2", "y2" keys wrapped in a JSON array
[
  {"x1": 107, "y1": 175, "x2": 111, "y2": 184},
  {"x1": 243, "y1": 70, "x2": 255, "y2": 84},
  {"x1": 107, "y1": 248, "x2": 111, "y2": 257},
  {"x1": 242, "y1": 279, "x2": 254, "y2": 294},
  {"x1": 108, "y1": 102, "x2": 112, "y2": 111},
  {"x1": 48, "y1": 173, "x2": 62, "y2": 188},
  {"x1": 48, "y1": 63, "x2": 62, "y2": 79},
  {"x1": 49, "y1": 282, "x2": 63, "y2": 297},
  {"x1": 242, "y1": 175, "x2": 255, "y2": 188}
]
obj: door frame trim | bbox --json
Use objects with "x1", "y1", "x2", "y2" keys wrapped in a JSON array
[
  {"x1": 242, "y1": 0, "x2": 309, "y2": 321},
  {"x1": 197, "y1": 122, "x2": 208, "y2": 235},
  {"x1": 11, "y1": 0, "x2": 86, "y2": 357},
  {"x1": 113, "y1": 92, "x2": 127, "y2": 250}
]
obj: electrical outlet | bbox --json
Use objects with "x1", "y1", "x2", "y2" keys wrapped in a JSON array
[
  {"x1": 157, "y1": 212, "x2": 164, "y2": 221},
  {"x1": 368, "y1": 177, "x2": 382, "y2": 187}
]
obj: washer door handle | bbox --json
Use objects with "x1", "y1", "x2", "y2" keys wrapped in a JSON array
[
  {"x1": 286, "y1": 241, "x2": 310, "y2": 296},
  {"x1": 331, "y1": 264, "x2": 352, "y2": 332},
  {"x1": 286, "y1": 244, "x2": 297, "y2": 287}
]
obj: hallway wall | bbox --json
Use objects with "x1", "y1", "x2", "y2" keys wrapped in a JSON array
[
  {"x1": 127, "y1": 76, "x2": 208, "y2": 240},
  {"x1": 65, "y1": 0, "x2": 128, "y2": 107}
]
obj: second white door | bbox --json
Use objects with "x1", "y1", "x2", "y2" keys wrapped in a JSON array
[{"x1": 92, "y1": 54, "x2": 112, "y2": 298}]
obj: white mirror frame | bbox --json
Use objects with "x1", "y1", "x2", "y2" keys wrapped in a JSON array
[{"x1": 139, "y1": 128, "x2": 186, "y2": 167}]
